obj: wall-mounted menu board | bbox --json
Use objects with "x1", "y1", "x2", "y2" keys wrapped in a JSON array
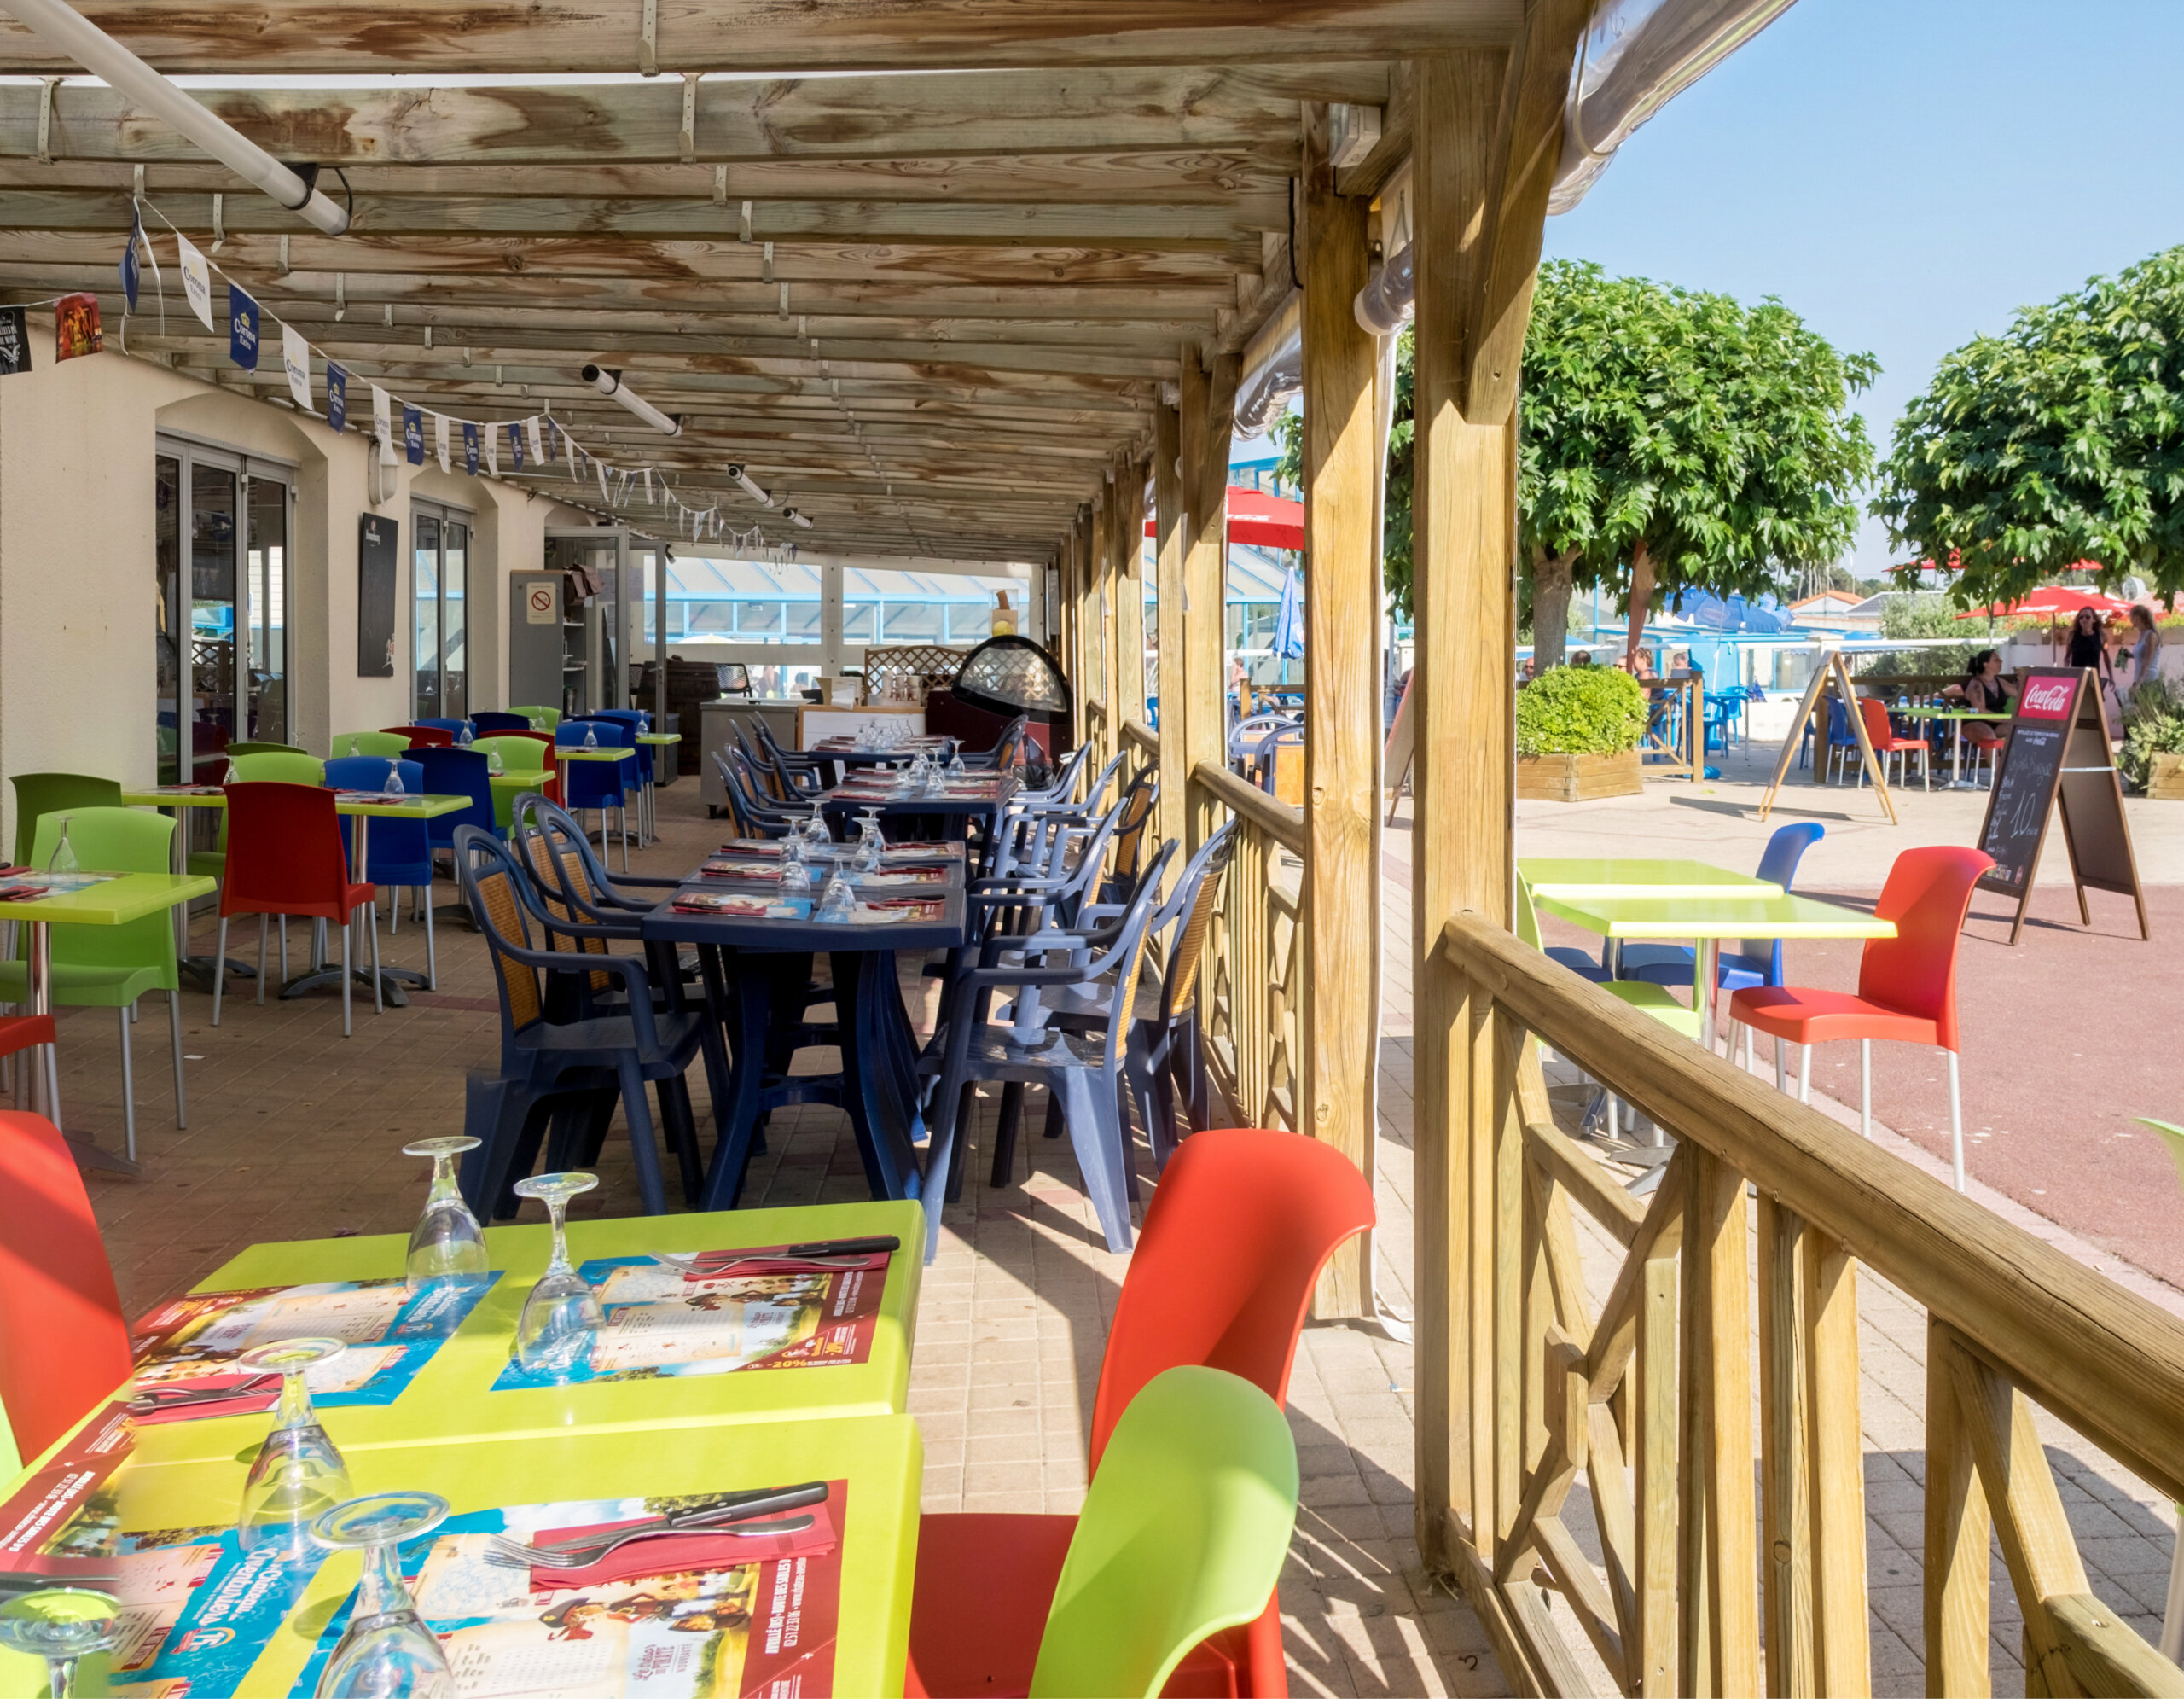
[{"x1": 1972, "y1": 666, "x2": 2147, "y2": 943}]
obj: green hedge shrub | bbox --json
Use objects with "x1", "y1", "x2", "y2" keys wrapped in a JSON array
[{"x1": 1516, "y1": 666, "x2": 1647, "y2": 757}]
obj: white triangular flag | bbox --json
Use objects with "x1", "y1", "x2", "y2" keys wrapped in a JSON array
[
  {"x1": 485, "y1": 423, "x2": 500, "y2": 478},
  {"x1": 597, "y1": 459, "x2": 612, "y2": 504},
  {"x1": 177, "y1": 233, "x2": 214, "y2": 332},
  {"x1": 281, "y1": 323, "x2": 314, "y2": 414},
  {"x1": 526, "y1": 416, "x2": 544, "y2": 465},
  {"x1": 642, "y1": 468, "x2": 653, "y2": 503},
  {"x1": 370, "y1": 384, "x2": 392, "y2": 446},
  {"x1": 434, "y1": 413, "x2": 450, "y2": 474}
]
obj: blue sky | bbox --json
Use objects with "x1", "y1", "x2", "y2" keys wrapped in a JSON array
[{"x1": 1540, "y1": 0, "x2": 2184, "y2": 577}]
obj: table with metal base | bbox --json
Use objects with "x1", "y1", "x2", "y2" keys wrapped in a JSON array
[
  {"x1": 1904, "y1": 707, "x2": 2013, "y2": 788},
  {"x1": 636, "y1": 730, "x2": 682, "y2": 843},
  {"x1": 118, "y1": 787, "x2": 257, "y2": 992},
  {"x1": 277, "y1": 792, "x2": 471, "y2": 1005}
]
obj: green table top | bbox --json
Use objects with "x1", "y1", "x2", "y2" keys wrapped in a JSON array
[
  {"x1": 113, "y1": 1200, "x2": 925, "y2": 1469},
  {"x1": 1535, "y1": 891, "x2": 1897, "y2": 941},
  {"x1": 558, "y1": 747, "x2": 637, "y2": 763},
  {"x1": 487, "y1": 771, "x2": 549, "y2": 788},
  {"x1": 1902, "y1": 707, "x2": 2013, "y2": 721},
  {"x1": 22, "y1": 1412, "x2": 921, "y2": 1698},
  {"x1": 1518, "y1": 858, "x2": 1782, "y2": 900},
  {"x1": 0, "y1": 871, "x2": 214, "y2": 925},
  {"x1": 636, "y1": 731, "x2": 682, "y2": 746},
  {"x1": 120, "y1": 789, "x2": 471, "y2": 819}
]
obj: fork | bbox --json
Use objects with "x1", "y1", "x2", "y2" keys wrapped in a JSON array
[
  {"x1": 651, "y1": 1250, "x2": 868, "y2": 1275},
  {"x1": 483, "y1": 1514, "x2": 816, "y2": 1571},
  {"x1": 126, "y1": 1372, "x2": 280, "y2": 1413}
]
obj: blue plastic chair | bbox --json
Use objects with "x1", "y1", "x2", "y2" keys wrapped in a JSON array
[
  {"x1": 590, "y1": 709, "x2": 655, "y2": 788},
  {"x1": 556, "y1": 719, "x2": 633, "y2": 871},
  {"x1": 408, "y1": 746, "x2": 499, "y2": 853},
  {"x1": 1620, "y1": 822, "x2": 1827, "y2": 995},
  {"x1": 324, "y1": 756, "x2": 439, "y2": 985},
  {"x1": 472, "y1": 711, "x2": 535, "y2": 736},
  {"x1": 414, "y1": 717, "x2": 473, "y2": 742}
]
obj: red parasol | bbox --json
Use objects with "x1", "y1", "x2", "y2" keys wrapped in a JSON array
[{"x1": 1145, "y1": 486, "x2": 1304, "y2": 553}]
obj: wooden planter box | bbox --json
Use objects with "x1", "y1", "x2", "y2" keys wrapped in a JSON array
[
  {"x1": 2148, "y1": 752, "x2": 2184, "y2": 800},
  {"x1": 1515, "y1": 748, "x2": 1642, "y2": 802}
]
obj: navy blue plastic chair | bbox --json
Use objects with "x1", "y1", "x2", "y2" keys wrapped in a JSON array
[
  {"x1": 557, "y1": 719, "x2": 634, "y2": 870},
  {"x1": 473, "y1": 711, "x2": 534, "y2": 736},
  {"x1": 452, "y1": 827, "x2": 725, "y2": 1219},
  {"x1": 415, "y1": 717, "x2": 473, "y2": 742},
  {"x1": 1620, "y1": 822, "x2": 1827, "y2": 996},
  {"x1": 325, "y1": 755, "x2": 439, "y2": 984},
  {"x1": 408, "y1": 746, "x2": 499, "y2": 853}
]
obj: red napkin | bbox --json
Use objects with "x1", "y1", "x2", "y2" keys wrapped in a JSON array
[
  {"x1": 529, "y1": 1501, "x2": 838, "y2": 1589},
  {"x1": 126, "y1": 1373, "x2": 279, "y2": 1425}
]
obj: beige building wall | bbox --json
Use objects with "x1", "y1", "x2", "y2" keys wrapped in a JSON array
[{"x1": 0, "y1": 325, "x2": 589, "y2": 853}]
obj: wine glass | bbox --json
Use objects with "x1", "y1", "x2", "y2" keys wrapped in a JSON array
[
  {"x1": 485, "y1": 746, "x2": 504, "y2": 777},
  {"x1": 382, "y1": 762, "x2": 404, "y2": 797},
  {"x1": 456, "y1": 723, "x2": 473, "y2": 748},
  {"x1": 0, "y1": 1588, "x2": 120, "y2": 1699},
  {"x1": 511, "y1": 1172, "x2": 603, "y2": 1376},
  {"x1": 853, "y1": 809, "x2": 886, "y2": 872},
  {"x1": 311, "y1": 1492, "x2": 454, "y2": 1699},
  {"x1": 780, "y1": 856, "x2": 812, "y2": 905},
  {"x1": 401, "y1": 1136, "x2": 488, "y2": 1289},
  {"x1": 802, "y1": 801, "x2": 829, "y2": 849},
  {"x1": 816, "y1": 868, "x2": 857, "y2": 922},
  {"x1": 238, "y1": 1338, "x2": 353, "y2": 1548},
  {"x1": 582, "y1": 724, "x2": 599, "y2": 750},
  {"x1": 946, "y1": 744, "x2": 967, "y2": 780},
  {"x1": 46, "y1": 817, "x2": 77, "y2": 879}
]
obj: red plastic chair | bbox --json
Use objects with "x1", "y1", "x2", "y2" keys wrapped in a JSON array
[
  {"x1": 906, "y1": 1128, "x2": 1375, "y2": 1699},
  {"x1": 0, "y1": 1014, "x2": 60, "y2": 1132},
  {"x1": 212, "y1": 782, "x2": 380, "y2": 1036},
  {"x1": 500, "y1": 729, "x2": 563, "y2": 805},
  {"x1": 1727, "y1": 845, "x2": 1992, "y2": 1189},
  {"x1": 1855, "y1": 696, "x2": 1932, "y2": 791},
  {"x1": 385, "y1": 724, "x2": 454, "y2": 748},
  {"x1": 0, "y1": 1110, "x2": 129, "y2": 1464}
]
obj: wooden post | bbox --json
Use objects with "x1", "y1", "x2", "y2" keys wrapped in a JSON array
[
  {"x1": 1299, "y1": 100, "x2": 1381, "y2": 1321},
  {"x1": 1409, "y1": 0, "x2": 1590, "y2": 1598},
  {"x1": 1117, "y1": 451, "x2": 1148, "y2": 732},
  {"x1": 1180, "y1": 343, "x2": 1237, "y2": 852},
  {"x1": 1090, "y1": 479, "x2": 1114, "y2": 758},
  {"x1": 1154, "y1": 404, "x2": 1187, "y2": 844}
]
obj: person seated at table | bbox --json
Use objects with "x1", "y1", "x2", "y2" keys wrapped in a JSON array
[{"x1": 1944, "y1": 649, "x2": 2016, "y2": 754}]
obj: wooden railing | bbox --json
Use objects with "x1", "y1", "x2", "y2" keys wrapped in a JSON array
[
  {"x1": 1079, "y1": 696, "x2": 1108, "y2": 765},
  {"x1": 1188, "y1": 760, "x2": 1303, "y2": 1134},
  {"x1": 1121, "y1": 717, "x2": 1161, "y2": 842},
  {"x1": 1426, "y1": 911, "x2": 2184, "y2": 1698}
]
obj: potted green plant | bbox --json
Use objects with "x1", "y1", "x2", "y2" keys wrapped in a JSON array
[
  {"x1": 1515, "y1": 665, "x2": 1648, "y2": 800},
  {"x1": 2119, "y1": 678, "x2": 2184, "y2": 797}
]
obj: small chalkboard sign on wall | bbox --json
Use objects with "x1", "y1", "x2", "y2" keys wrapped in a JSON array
[
  {"x1": 1973, "y1": 666, "x2": 2148, "y2": 943},
  {"x1": 357, "y1": 513, "x2": 398, "y2": 678}
]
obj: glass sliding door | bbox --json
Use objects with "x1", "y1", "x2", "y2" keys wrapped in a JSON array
[
  {"x1": 411, "y1": 502, "x2": 471, "y2": 719},
  {"x1": 154, "y1": 437, "x2": 293, "y2": 782}
]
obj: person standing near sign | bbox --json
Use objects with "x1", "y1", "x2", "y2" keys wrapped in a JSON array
[
  {"x1": 2121, "y1": 603, "x2": 2161, "y2": 698},
  {"x1": 2065, "y1": 606, "x2": 2125, "y2": 737}
]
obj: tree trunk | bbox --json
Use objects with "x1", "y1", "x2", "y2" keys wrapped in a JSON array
[
  {"x1": 1531, "y1": 547, "x2": 1577, "y2": 669},
  {"x1": 1623, "y1": 537, "x2": 1654, "y2": 669}
]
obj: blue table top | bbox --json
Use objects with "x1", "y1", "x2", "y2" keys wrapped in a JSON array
[{"x1": 642, "y1": 877, "x2": 968, "y2": 954}]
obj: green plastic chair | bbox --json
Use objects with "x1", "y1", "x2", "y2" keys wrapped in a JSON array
[
  {"x1": 9, "y1": 773, "x2": 122, "y2": 869},
  {"x1": 333, "y1": 731, "x2": 414, "y2": 759},
  {"x1": 471, "y1": 737, "x2": 547, "y2": 829},
  {"x1": 225, "y1": 741, "x2": 306, "y2": 758},
  {"x1": 228, "y1": 752, "x2": 326, "y2": 786},
  {"x1": 0, "y1": 809, "x2": 183, "y2": 1161},
  {"x1": 1025, "y1": 1366, "x2": 1298, "y2": 1699},
  {"x1": 508, "y1": 705, "x2": 561, "y2": 730}
]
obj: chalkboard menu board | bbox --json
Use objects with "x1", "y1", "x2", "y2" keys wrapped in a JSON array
[{"x1": 1972, "y1": 666, "x2": 2147, "y2": 943}]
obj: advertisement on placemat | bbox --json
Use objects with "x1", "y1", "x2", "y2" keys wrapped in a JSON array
[
  {"x1": 131, "y1": 1275, "x2": 496, "y2": 1408},
  {"x1": 492, "y1": 1249, "x2": 886, "y2": 1390},
  {"x1": 288, "y1": 1484, "x2": 848, "y2": 1698}
]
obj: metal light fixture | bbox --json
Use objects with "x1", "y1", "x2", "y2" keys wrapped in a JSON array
[
  {"x1": 580, "y1": 364, "x2": 681, "y2": 436},
  {"x1": 1, "y1": 0, "x2": 350, "y2": 235},
  {"x1": 724, "y1": 464, "x2": 774, "y2": 507},
  {"x1": 783, "y1": 507, "x2": 812, "y2": 529}
]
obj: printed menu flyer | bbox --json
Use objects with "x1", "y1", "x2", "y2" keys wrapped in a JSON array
[
  {"x1": 491, "y1": 1250, "x2": 887, "y2": 1391},
  {"x1": 130, "y1": 1276, "x2": 497, "y2": 1406}
]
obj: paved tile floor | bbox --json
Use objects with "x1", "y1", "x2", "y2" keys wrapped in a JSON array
[{"x1": 60, "y1": 777, "x2": 2182, "y2": 1696}]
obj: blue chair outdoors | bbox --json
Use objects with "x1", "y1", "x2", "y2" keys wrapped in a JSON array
[
  {"x1": 592, "y1": 709, "x2": 658, "y2": 810},
  {"x1": 324, "y1": 756, "x2": 439, "y2": 986},
  {"x1": 1620, "y1": 823, "x2": 1827, "y2": 1005},
  {"x1": 557, "y1": 719, "x2": 633, "y2": 871},
  {"x1": 472, "y1": 711, "x2": 533, "y2": 736},
  {"x1": 415, "y1": 717, "x2": 474, "y2": 742}
]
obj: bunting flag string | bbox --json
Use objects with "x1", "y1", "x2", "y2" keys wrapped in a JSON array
[{"x1": 107, "y1": 193, "x2": 797, "y2": 552}]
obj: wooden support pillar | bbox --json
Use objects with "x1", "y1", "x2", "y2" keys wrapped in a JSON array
[
  {"x1": 1154, "y1": 403, "x2": 1187, "y2": 842},
  {"x1": 1089, "y1": 480, "x2": 1112, "y2": 757},
  {"x1": 1180, "y1": 342, "x2": 1238, "y2": 852},
  {"x1": 1300, "y1": 100, "x2": 1382, "y2": 1321},
  {"x1": 1117, "y1": 451, "x2": 1148, "y2": 731},
  {"x1": 1410, "y1": 0, "x2": 1587, "y2": 1586}
]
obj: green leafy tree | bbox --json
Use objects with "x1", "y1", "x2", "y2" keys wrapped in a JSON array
[
  {"x1": 1276, "y1": 262, "x2": 1876, "y2": 664},
  {"x1": 1273, "y1": 330, "x2": 1415, "y2": 619},
  {"x1": 1875, "y1": 245, "x2": 2184, "y2": 606}
]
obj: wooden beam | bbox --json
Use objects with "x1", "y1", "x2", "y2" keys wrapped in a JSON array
[
  {"x1": 1298, "y1": 100, "x2": 1380, "y2": 1323},
  {"x1": 1116, "y1": 450, "x2": 1148, "y2": 729},
  {"x1": 0, "y1": 4, "x2": 1519, "y2": 76},
  {"x1": 0, "y1": 64, "x2": 1395, "y2": 166},
  {"x1": 1179, "y1": 341, "x2": 1237, "y2": 854},
  {"x1": 1153, "y1": 400, "x2": 1186, "y2": 845}
]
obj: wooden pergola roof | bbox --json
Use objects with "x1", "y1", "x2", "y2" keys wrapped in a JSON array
[{"x1": 0, "y1": 4, "x2": 1512, "y2": 561}]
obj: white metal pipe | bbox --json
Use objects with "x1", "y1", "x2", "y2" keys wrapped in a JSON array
[
  {"x1": 1, "y1": 0, "x2": 350, "y2": 235},
  {"x1": 783, "y1": 507, "x2": 812, "y2": 529},
  {"x1": 725, "y1": 464, "x2": 774, "y2": 507},
  {"x1": 581, "y1": 364, "x2": 681, "y2": 437}
]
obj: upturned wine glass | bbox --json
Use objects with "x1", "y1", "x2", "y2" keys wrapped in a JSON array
[
  {"x1": 853, "y1": 809, "x2": 886, "y2": 871},
  {"x1": 311, "y1": 1492, "x2": 454, "y2": 1699},
  {"x1": 511, "y1": 1172, "x2": 603, "y2": 1376},
  {"x1": 401, "y1": 1136, "x2": 488, "y2": 1289},
  {"x1": 816, "y1": 867, "x2": 857, "y2": 922},
  {"x1": 0, "y1": 1589, "x2": 120, "y2": 1699},
  {"x1": 238, "y1": 1338, "x2": 354, "y2": 1548}
]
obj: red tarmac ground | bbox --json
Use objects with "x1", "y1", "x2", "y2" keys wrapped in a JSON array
[{"x1": 1542, "y1": 882, "x2": 2184, "y2": 1289}]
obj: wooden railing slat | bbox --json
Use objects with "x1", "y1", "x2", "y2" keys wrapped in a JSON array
[
  {"x1": 2048, "y1": 1594, "x2": 2184, "y2": 1699},
  {"x1": 1924, "y1": 1318, "x2": 1995, "y2": 1699},
  {"x1": 1189, "y1": 756, "x2": 1304, "y2": 853}
]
